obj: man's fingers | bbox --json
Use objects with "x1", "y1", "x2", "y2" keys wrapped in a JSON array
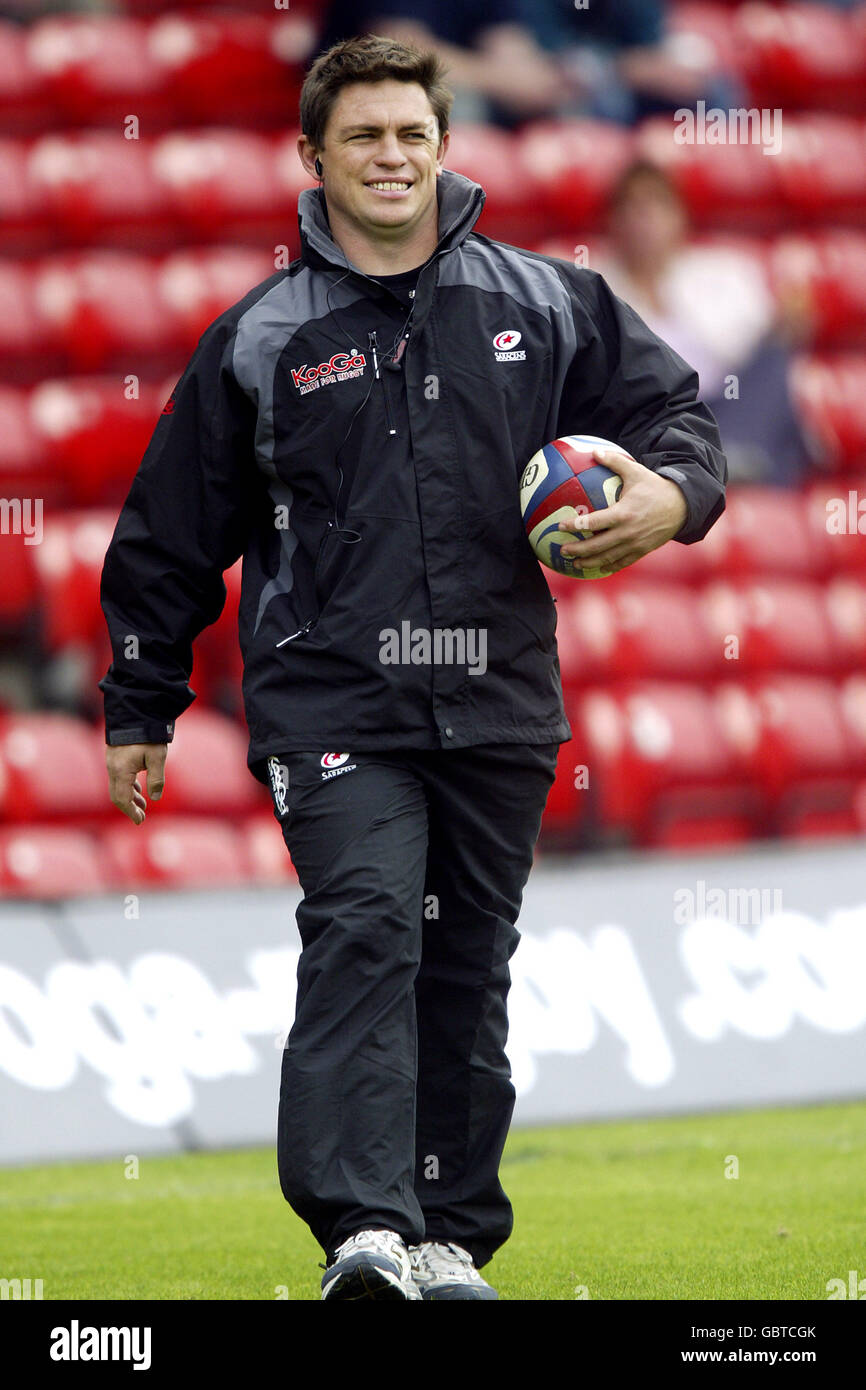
[{"x1": 144, "y1": 746, "x2": 167, "y2": 801}]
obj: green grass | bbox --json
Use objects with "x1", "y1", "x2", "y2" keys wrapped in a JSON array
[{"x1": 2, "y1": 1101, "x2": 864, "y2": 1300}]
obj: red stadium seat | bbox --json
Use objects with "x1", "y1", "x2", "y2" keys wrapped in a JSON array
[
  {"x1": 446, "y1": 124, "x2": 548, "y2": 245},
  {"x1": 28, "y1": 134, "x2": 174, "y2": 252},
  {"x1": 155, "y1": 708, "x2": 265, "y2": 818},
  {"x1": 603, "y1": 581, "x2": 722, "y2": 682},
  {"x1": 789, "y1": 356, "x2": 866, "y2": 473},
  {"x1": 0, "y1": 528, "x2": 38, "y2": 634},
  {"x1": 724, "y1": 577, "x2": 842, "y2": 675},
  {"x1": 718, "y1": 487, "x2": 830, "y2": 578},
  {"x1": 576, "y1": 680, "x2": 758, "y2": 846},
  {"x1": 151, "y1": 130, "x2": 285, "y2": 245},
  {"x1": 156, "y1": 247, "x2": 277, "y2": 346},
  {"x1": 32, "y1": 252, "x2": 182, "y2": 375},
  {"x1": 770, "y1": 234, "x2": 866, "y2": 351},
  {"x1": 0, "y1": 826, "x2": 108, "y2": 898},
  {"x1": 26, "y1": 16, "x2": 171, "y2": 129},
  {"x1": 242, "y1": 812, "x2": 299, "y2": 884},
  {"x1": 0, "y1": 387, "x2": 57, "y2": 506},
  {"x1": 28, "y1": 377, "x2": 164, "y2": 506},
  {"x1": 0, "y1": 20, "x2": 48, "y2": 135},
  {"x1": 0, "y1": 713, "x2": 107, "y2": 823},
  {"x1": 803, "y1": 477, "x2": 866, "y2": 574},
  {"x1": 735, "y1": 2, "x2": 866, "y2": 113},
  {"x1": 772, "y1": 116, "x2": 866, "y2": 227},
  {"x1": 0, "y1": 261, "x2": 62, "y2": 386},
  {"x1": 517, "y1": 120, "x2": 633, "y2": 233},
  {"x1": 825, "y1": 576, "x2": 866, "y2": 672},
  {"x1": 190, "y1": 560, "x2": 244, "y2": 714},
  {"x1": 151, "y1": 13, "x2": 313, "y2": 126},
  {"x1": 0, "y1": 139, "x2": 52, "y2": 256},
  {"x1": 101, "y1": 816, "x2": 251, "y2": 889},
  {"x1": 32, "y1": 509, "x2": 117, "y2": 651}
]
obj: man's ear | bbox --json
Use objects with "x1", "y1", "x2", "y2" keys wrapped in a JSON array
[
  {"x1": 436, "y1": 128, "x2": 450, "y2": 174},
  {"x1": 297, "y1": 134, "x2": 321, "y2": 182}
]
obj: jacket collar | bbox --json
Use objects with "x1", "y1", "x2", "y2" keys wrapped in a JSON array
[{"x1": 297, "y1": 168, "x2": 486, "y2": 279}]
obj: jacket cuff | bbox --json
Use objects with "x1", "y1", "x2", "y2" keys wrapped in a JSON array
[{"x1": 106, "y1": 721, "x2": 176, "y2": 746}]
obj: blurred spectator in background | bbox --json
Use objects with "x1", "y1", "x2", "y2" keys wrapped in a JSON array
[
  {"x1": 317, "y1": 0, "x2": 567, "y2": 124},
  {"x1": 515, "y1": 0, "x2": 741, "y2": 124},
  {"x1": 318, "y1": 0, "x2": 739, "y2": 127},
  {"x1": 597, "y1": 161, "x2": 814, "y2": 485}
]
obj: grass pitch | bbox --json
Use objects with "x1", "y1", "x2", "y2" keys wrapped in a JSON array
[{"x1": 2, "y1": 1100, "x2": 864, "y2": 1301}]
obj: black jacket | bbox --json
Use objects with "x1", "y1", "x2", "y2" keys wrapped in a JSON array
[{"x1": 99, "y1": 170, "x2": 727, "y2": 779}]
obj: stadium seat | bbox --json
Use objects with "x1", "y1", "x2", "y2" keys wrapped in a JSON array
[
  {"x1": 0, "y1": 386, "x2": 57, "y2": 507},
  {"x1": 26, "y1": 16, "x2": 170, "y2": 129},
  {"x1": 517, "y1": 120, "x2": 633, "y2": 233},
  {"x1": 770, "y1": 234, "x2": 866, "y2": 351},
  {"x1": 153, "y1": 708, "x2": 266, "y2": 818},
  {"x1": 0, "y1": 713, "x2": 107, "y2": 823},
  {"x1": 772, "y1": 116, "x2": 866, "y2": 227},
  {"x1": 28, "y1": 133, "x2": 174, "y2": 251},
  {"x1": 575, "y1": 680, "x2": 759, "y2": 846},
  {"x1": 0, "y1": 260, "x2": 62, "y2": 386},
  {"x1": 0, "y1": 826, "x2": 108, "y2": 898},
  {"x1": 242, "y1": 812, "x2": 299, "y2": 884},
  {"x1": 151, "y1": 12, "x2": 313, "y2": 126},
  {"x1": 789, "y1": 356, "x2": 866, "y2": 473},
  {"x1": 0, "y1": 528, "x2": 38, "y2": 635},
  {"x1": 28, "y1": 378, "x2": 164, "y2": 506},
  {"x1": 0, "y1": 19, "x2": 47, "y2": 135},
  {"x1": 151, "y1": 130, "x2": 286, "y2": 245},
  {"x1": 447, "y1": 124, "x2": 548, "y2": 244},
  {"x1": 825, "y1": 576, "x2": 866, "y2": 673},
  {"x1": 156, "y1": 247, "x2": 277, "y2": 346},
  {"x1": 32, "y1": 252, "x2": 182, "y2": 375},
  {"x1": 32, "y1": 509, "x2": 118, "y2": 651},
  {"x1": 100, "y1": 816, "x2": 251, "y2": 889},
  {"x1": 721, "y1": 577, "x2": 842, "y2": 675},
  {"x1": 189, "y1": 560, "x2": 245, "y2": 714},
  {"x1": 718, "y1": 487, "x2": 830, "y2": 578},
  {"x1": 803, "y1": 478, "x2": 866, "y2": 575},
  {"x1": 0, "y1": 138, "x2": 52, "y2": 256},
  {"x1": 735, "y1": 2, "x2": 866, "y2": 114}
]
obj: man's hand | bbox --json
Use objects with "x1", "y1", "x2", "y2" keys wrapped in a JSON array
[
  {"x1": 105, "y1": 743, "x2": 168, "y2": 825},
  {"x1": 559, "y1": 447, "x2": 689, "y2": 576}
]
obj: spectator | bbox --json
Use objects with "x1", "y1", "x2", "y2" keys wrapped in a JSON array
[
  {"x1": 597, "y1": 161, "x2": 813, "y2": 484},
  {"x1": 316, "y1": 0, "x2": 568, "y2": 124},
  {"x1": 515, "y1": 0, "x2": 742, "y2": 125}
]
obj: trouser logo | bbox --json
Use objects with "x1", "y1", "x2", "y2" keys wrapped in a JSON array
[{"x1": 267, "y1": 757, "x2": 290, "y2": 817}]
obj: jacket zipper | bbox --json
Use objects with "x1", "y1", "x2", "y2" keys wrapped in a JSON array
[
  {"x1": 275, "y1": 616, "x2": 316, "y2": 649},
  {"x1": 368, "y1": 330, "x2": 397, "y2": 438}
]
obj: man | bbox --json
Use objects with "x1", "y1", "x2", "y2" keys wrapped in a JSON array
[{"x1": 100, "y1": 35, "x2": 726, "y2": 1300}]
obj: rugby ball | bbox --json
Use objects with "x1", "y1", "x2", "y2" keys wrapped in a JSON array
[{"x1": 520, "y1": 433, "x2": 632, "y2": 579}]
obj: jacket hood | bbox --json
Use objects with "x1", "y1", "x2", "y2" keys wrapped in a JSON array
[{"x1": 297, "y1": 167, "x2": 487, "y2": 274}]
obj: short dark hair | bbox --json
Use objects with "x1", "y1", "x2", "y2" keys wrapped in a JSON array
[
  {"x1": 300, "y1": 34, "x2": 453, "y2": 150},
  {"x1": 609, "y1": 159, "x2": 683, "y2": 212}
]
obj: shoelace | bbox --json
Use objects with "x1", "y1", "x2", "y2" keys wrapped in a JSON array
[
  {"x1": 328, "y1": 1228, "x2": 406, "y2": 1266},
  {"x1": 412, "y1": 1241, "x2": 478, "y2": 1280}
]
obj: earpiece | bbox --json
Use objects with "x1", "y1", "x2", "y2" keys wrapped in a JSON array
[{"x1": 314, "y1": 158, "x2": 324, "y2": 178}]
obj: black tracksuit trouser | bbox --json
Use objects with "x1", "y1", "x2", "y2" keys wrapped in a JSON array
[{"x1": 270, "y1": 742, "x2": 559, "y2": 1269}]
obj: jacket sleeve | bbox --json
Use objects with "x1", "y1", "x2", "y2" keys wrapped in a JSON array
[
  {"x1": 99, "y1": 319, "x2": 257, "y2": 745},
  {"x1": 555, "y1": 266, "x2": 727, "y2": 543}
]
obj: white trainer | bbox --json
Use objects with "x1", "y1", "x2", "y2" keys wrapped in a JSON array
[
  {"x1": 321, "y1": 1228, "x2": 422, "y2": 1300},
  {"x1": 408, "y1": 1241, "x2": 499, "y2": 1300}
]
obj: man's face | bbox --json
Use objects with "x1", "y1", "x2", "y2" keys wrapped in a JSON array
[{"x1": 301, "y1": 80, "x2": 447, "y2": 242}]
